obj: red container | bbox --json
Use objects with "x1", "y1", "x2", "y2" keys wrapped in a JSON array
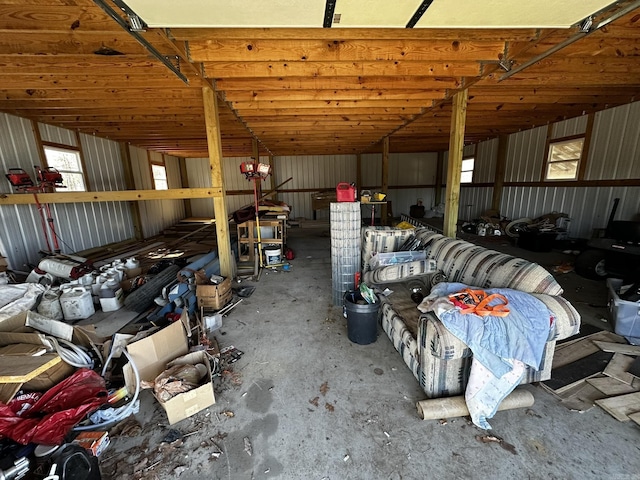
[{"x1": 336, "y1": 182, "x2": 356, "y2": 202}]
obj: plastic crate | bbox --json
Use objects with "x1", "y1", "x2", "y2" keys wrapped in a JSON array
[
  {"x1": 368, "y1": 250, "x2": 426, "y2": 269},
  {"x1": 606, "y1": 278, "x2": 640, "y2": 344}
]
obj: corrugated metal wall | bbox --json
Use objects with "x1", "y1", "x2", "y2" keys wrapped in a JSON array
[
  {"x1": 551, "y1": 116, "x2": 588, "y2": 139},
  {"x1": 473, "y1": 138, "x2": 498, "y2": 183},
  {"x1": 0, "y1": 113, "x2": 134, "y2": 269},
  {"x1": 587, "y1": 101, "x2": 640, "y2": 181},
  {"x1": 504, "y1": 126, "x2": 547, "y2": 183},
  {"x1": 129, "y1": 147, "x2": 184, "y2": 238}
]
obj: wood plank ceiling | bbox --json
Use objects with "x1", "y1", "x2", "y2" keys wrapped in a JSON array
[{"x1": 0, "y1": 0, "x2": 638, "y2": 158}]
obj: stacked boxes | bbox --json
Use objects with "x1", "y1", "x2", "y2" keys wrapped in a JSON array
[{"x1": 330, "y1": 202, "x2": 361, "y2": 306}]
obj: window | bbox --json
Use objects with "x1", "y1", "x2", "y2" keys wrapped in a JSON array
[
  {"x1": 152, "y1": 163, "x2": 168, "y2": 190},
  {"x1": 461, "y1": 157, "x2": 474, "y2": 183},
  {"x1": 545, "y1": 137, "x2": 584, "y2": 181},
  {"x1": 43, "y1": 146, "x2": 86, "y2": 192}
]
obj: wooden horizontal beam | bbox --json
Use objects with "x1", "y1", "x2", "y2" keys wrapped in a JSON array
[
  {"x1": 224, "y1": 89, "x2": 446, "y2": 102},
  {"x1": 0, "y1": 88, "x2": 202, "y2": 101},
  {"x1": 0, "y1": 6, "x2": 119, "y2": 31},
  {"x1": 232, "y1": 99, "x2": 433, "y2": 110},
  {"x1": 0, "y1": 31, "x2": 146, "y2": 55},
  {"x1": 188, "y1": 39, "x2": 505, "y2": 62},
  {"x1": 170, "y1": 27, "x2": 539, "y2": 42},
  {"x1": 0, "y1": 75, "x2": 189, "y2": 89},
  {"x1": 0, "y1": 187, "x2": 223, "y2": 205},
  {"x1": 203, "y1": 61, "x2": 482, "y2": 78},
  {"x1": 215, "y1": 76, "x2": 460, "y2": 90},
  {"x1": 0, "y1": 55, "x2": 171, "y2": 74}
]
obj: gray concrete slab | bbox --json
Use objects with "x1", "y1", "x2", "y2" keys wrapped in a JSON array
[{"x1": 100, "y1": 226, "x2": 640, "y2": 480}]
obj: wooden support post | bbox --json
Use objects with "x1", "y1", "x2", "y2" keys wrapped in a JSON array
[
  {"x1": 203, "y1": 86, "x2": 235, "y2": 278},
  {"x1": 119, "y1": 142, "x2": 143, "y2": 240},
  {"x1": 178, "y1": 157, "x2": 193, "y2": 218},
  {"x1": 381, "y1": 137, "x2": 389, "y2": 225},
  {"x1": 443, "y1": 90, "x2": 468, "y2": 238},
  {"x1": 435, "y1": 151, "x2": 444, "y2": 206},
  {"x1": 491, "y1": 135, "x2": 508, "y2": 212},
  {"x1": 356, "y1": 153, "x2": 362, "y2": 195}
]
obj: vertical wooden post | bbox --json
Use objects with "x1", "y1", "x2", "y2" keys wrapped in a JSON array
[
  {"x1": 178, "y1": 157, "x2": 193, "y2": 218},
  {"x1": 443, "y1": 90, "x2": 468, "y2": 238},
  {"x1": 380, "y1": 137, "x2": 389, "y2": 225},
  {"x1": 203, "y1": 86, "x2": 234, "y2": 278},
  {"x1": 435, "y1": 150, "x2": 444, "y2": 206},
  {"x1": 491, "y1": 135, "x2": 508, "y2": 213},
  {"x1": 356, "y1": 153, "x2": 362, "y2": 194},
  {"x1": 119, "y1": 142, "x2": 143, "y2": 240}
]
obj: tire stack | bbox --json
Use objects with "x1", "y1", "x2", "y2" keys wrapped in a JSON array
[{"x1": 330, "y1": 201, "x2": 361, "y2": 306}]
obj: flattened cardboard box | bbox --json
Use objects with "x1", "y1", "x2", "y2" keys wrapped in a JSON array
[
  {"x1": 123, "y1": 319, "x2": 215, "y2": 425},
  {"x1": 0, "y1": 311, "x2": 96, "y2": 403}
]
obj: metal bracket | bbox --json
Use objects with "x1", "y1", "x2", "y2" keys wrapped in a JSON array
[
  {"x1": 165, "y1": 55, "x2": 181, "y2": 72},
  {"x1": 127, "y1": 13, "x2": 146, "y2": 32},
  {"x1": 579, "y1": 15, "x2": 593, "y2": 33},
  {"x1": 498, "y1": 58, "x2": 514, "y2": 72}
]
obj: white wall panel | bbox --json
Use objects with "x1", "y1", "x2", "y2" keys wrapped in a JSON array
[
  {"x1": 551, "y1": 116, "x2": 588, "y2": 139},
  {"x1": 0, "y1": 114, "x2": 133, "y2": 269},
  {"x1": 459, "y1": 187, "x2": 494, "y2": 220},
  {"x1": 504, "y1": 126, "x2": 546, "y2": 182},
  {"x1": 361, "y1": 153, "x2": 382, "y2": 187},
  {"x1": 38, "y1": 123, "x2": 78, "y2": 147},
  {"x1": 501, "y1": 186, "x2": 640, "y2": 238},
  {"x1": 474, "y1": 138, "x2": 499, "y2": 183},
  {"x1": 586, "y1": 101, "x2": 640, "y2": 180}
]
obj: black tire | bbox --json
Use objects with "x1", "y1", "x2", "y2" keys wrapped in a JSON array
[
  {"x1": 574, "y1": 249, "x2": 608, "y2": 280},
  {"x1": 124, "y1": 264, "x2": 181, "y2": 312}
]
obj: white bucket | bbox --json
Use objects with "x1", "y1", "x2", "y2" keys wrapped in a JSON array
[
  {"x1": 37, "y1": 289, "x2": 64, "y2": 321},
  {"x1": 264, "y1": 247, "x2": 282, "y2": 265},
  {"x1": 60, "y1": 286, "x2": 95, "y2": 321}
]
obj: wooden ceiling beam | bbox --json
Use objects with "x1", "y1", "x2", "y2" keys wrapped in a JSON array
[
  {"x1": 232, "y1": 99, "x2": 433, "y2": 110},
  {"x1": 170, "y1": 27, "x2": 539, "y2": 42},
  {"x1": 203, "y1": 60, "x2": 482, "y2": 78},
  {"x1": 224, "y1": 89, "x2": 446, "y2": 102},
  {"x1": 187, "y1": 39, "x2": 505, "y2": 63},
  {"x1": 215, "y1": 76, "x2": 460, "y2": 90},
  {"x1": 0, "y1": 55, "x2": 173, "y2": 74},
  {"x1": 0, "y1": 31, "x2": 147, "y2": 55},
  {"x1": 0, "y1": 88, "x2": 203, "y2": 101},
  {"x1": 0, "y1": 6, "x2": 119, "y2": 31},
  {"x1": 0, "y1": 75, "x2": 189, "y2": 89},
  {"x1": 235, "y1": 107, "x2": 425, "y2": 116}
]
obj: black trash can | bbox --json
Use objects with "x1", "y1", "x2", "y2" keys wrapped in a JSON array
[{"x1": 344, "y1": 291, "x2": 380, "y2": 345}]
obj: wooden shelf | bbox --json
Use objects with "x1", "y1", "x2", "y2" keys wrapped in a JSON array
[{"x1": 237, "y1": 219, "x2": 286, "y2": 263}]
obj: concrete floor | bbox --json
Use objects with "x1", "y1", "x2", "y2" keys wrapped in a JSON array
[{"x1": 100, "y1": 225, "x2": 640, "y2": 480}]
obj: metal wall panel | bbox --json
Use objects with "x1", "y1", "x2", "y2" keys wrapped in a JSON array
[
  {"x1": 38, "y1": 123, "x2": 78, "y2": 147},
  {"x1": 501, "y1": 186, "x2": 640, "y2": 238},
  {"x1": 80, "y1": 133, "x2": 127, "y2": 192},
  {"x1": 586, "y1": 101, "x2": 640, "y2": 180},
  {"x1": 128, "y1": 146, "x2": 184, "y2": 238},
  {"x1": 474, "y1": 138, "x2": 499, "y2": 183},
  {"x1": 504, "y1": 125, "x2": 547, "y2": 183},
  {"x1": 0, "y1": 115, "x2": 133, "y2": 269},
  {"x1": 551, "y1": 116, "x2": 588, "y2": 139},
  {"x1": 361, "y1": 153, "x2": 382, "y2": 187},
  {"x1": 459, "y1": 187, "x2": 494, "y2": 221}
]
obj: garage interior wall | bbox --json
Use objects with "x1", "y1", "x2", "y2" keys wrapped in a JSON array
[{"x1": 1, "y1": 100, "x2": 639, "y2": 269}]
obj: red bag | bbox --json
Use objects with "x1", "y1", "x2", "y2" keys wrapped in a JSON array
[{"x1": 0, "y1": 368, "x2": 108, "y2": 445}]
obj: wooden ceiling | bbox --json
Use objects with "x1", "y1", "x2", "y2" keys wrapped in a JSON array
[{"x1": 0, "y1": 0, "x2": 639, "y2": 158}]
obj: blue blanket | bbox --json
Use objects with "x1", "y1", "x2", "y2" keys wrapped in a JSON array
[{"x1": 429, "y1": 282, "x2": 553, "y2": 378}]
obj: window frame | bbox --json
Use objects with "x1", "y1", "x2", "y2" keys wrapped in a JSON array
[
  {"x1": 42, "y1": 143, "x2": 88, "y2": 192},
  {"x1": 460, "y1": 156, "x2": 475, "y2": 184},
  {"x1": 150, "y1": 161, "x2": 169, "y2": 191},
  {"x1": 543, "y1": 134, "x2": 586, "y2": 182}
]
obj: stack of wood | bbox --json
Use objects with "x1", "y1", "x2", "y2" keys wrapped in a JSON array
[{"x1": 542, "y1": 329, "x2": 640, "y2": 426}]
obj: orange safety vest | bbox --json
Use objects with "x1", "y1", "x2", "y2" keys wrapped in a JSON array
[{"x1": 448, "y1": 288, "x2": 510, "y2": 317}]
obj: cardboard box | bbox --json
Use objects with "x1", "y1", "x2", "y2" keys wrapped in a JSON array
[
  {"x1": 0, "y1": 311, "x2": 98, "y2": 403},
  {"x1": 197, "y1": 277, "x2": 232, "y2": 309},
  {"x1": 123, "y1": 319, "x2": 215, "y2": 425},
  {"x1": 73, "y1": 431, "x2": 110, "y2": 457}
]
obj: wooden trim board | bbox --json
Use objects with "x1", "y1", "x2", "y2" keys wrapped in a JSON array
[
  {"x1": 587, "y1": 376, "x2": 640, "y2": 396},
  {"x1": 603, "y1": 353, "x2": 636, "y2": 385}
]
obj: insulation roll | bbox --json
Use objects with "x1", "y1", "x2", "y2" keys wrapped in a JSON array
[{"x1": 416, "y1": 388, "x2": 535, "y2": 421}]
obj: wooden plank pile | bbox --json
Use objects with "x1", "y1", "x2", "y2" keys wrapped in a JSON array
[{"x1": 542, "y1": 330, "x2": 640, "y2": 425}]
